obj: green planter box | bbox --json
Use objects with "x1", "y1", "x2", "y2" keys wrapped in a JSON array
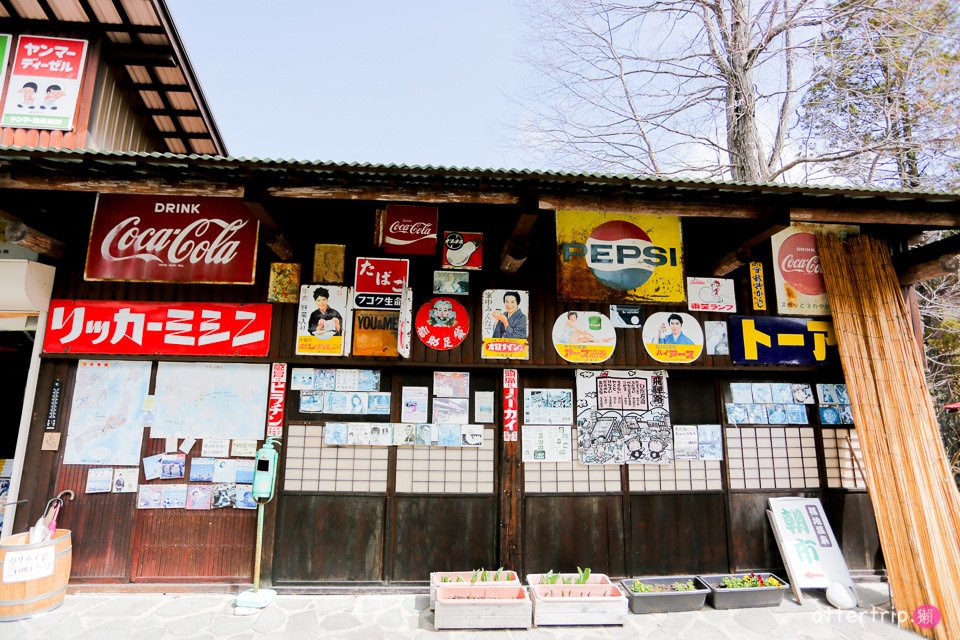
[{"x1": 699, "y1": 573, "x2": 790, "y2": 609}]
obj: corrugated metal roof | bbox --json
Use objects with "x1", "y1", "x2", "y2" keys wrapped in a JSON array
[{"x1": 1, "y1": 146, "x2": 958, "y2": 210}]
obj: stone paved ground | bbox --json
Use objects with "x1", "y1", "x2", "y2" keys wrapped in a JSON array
[{"x1": 4, "y1": 583, "x2": 923, "y2": 640}]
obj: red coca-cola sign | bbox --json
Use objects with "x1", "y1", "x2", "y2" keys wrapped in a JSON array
[
  {"x1": 84, "y1": 194, "x2": 259, "y2": 283},
  {"x1": 776, "y1": 232, "x2": 825, "y2": 295},
  {"x1": 383, "y1": 204, "x2": 437, "y2": 255}
]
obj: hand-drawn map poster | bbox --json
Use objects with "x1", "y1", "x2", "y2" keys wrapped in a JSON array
[
  {"x1": 575, "y1": 369, "x2": 672, "y2": 465},
  {"x1": 63, "y1": 360, "x2": 151, "y2": 465},
  {"x1": 152, "y1": 362, "x2": 269, "y2": 440}
]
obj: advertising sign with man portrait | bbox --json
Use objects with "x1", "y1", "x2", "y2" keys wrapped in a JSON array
[
  {"x1": 296, "y1": 285, "x2": 350, "y2": 356},
  {"x1": 642, "y1": 311, "x2": 703, "y2": 364}
]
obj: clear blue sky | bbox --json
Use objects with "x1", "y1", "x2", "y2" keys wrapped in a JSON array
[{"x1": 167, "y1": 1, "x2": 533, "y2": 170}]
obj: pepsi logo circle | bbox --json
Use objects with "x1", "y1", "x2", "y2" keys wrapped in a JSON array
[{"x1": 586, "y1": 220, "x2": 655, "y2": 291}]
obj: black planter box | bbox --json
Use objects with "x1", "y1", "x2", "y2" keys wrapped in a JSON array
[
  {"x1": 619, "y1": 576, "x2": 710, "y2": 614},
  {"x1": 699, "y1": 573, "x2": 790, "y2": 609}
]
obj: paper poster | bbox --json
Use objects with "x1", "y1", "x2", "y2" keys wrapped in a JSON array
[
  {"x1": 234, "y1": 459, "x2": 255, "y2": 484},
  {"x1": 672, "y1": 425, "x2": 700, "y2": 461},
  {"x1": 481, "y1": 289, "x2": 529, "y2": 360},
  {"x1": 787, "y1": 405, "x2": 809, "y2": 424},
  {"x1": 697, "y1": 424, "x2": 723, "y2": 460},
  {"x1": 433, "y1": 270, "x2": 469, "y2": 295},
  {"x1": 461, "y1": 425, "x2": 483, "y2": 447},
  {"x1": 642, "y1": 312, "x2": 703, "y2": 364},
  {"x1": 523, "y1": 389, "x2": 573, "y2": 425},
  {"x1": 687, "y1": 277, "x2": 736, "y2": 313},
  {"x1": 705, "y1": 321, "x2": 729, "y2": 356},
  {"x1": 142, "y1": 454, "x2": 163, "y2": 481},
  {"x1": 552, "y1": 311, "x2": 616, "y2": 363},
  {"x1": 213, "y1": 483, "x2": 236, "y2": 508},
  {"x1": 438, "y1": 424, "x2": 462, "y2": 446},
  {"x1": 111, "y1": 468, "x2": 138, "y2": 493},
  {"x1": 234, "y1": 485, "x2": 257, "y2": 509},
  {"x1": 433, "y1": 398, "x2": 470, "y2": 424},
  {"x1": 474, "y1": 391, "x2": 495, "y2": 423},
  {"x1": 347, "y1": 423, "x2": 371, "y2": 445},
  {"x1": 357, "y1": 370, "x2": 381, "y2": 391},
  {"x1": 322, "y1": 423, "x2": 347, "y2": 445},
  {"x1": 434, "y1": 371, "x2": 469, "y2": 398},
  {"x1": 186, "y1": 486, "x2": 213, "y2": 510},
  {"x1": 162, "y1": 484, "x2": 187, "y2": 508},
  {"x1": 747, "y1": 404, "x2": 769, "y2": 424},
  {"x1": 178, "y1": 438, "x2": 196, "y2": 455},
  {"x1": 416, "y1": 297, "x2": 469, "y2": 350},
  {"x1": 609, "y1": 305, "x2": 644, "y2": 328},
  {"x1": 189, "y1": 458, "x2": 215, "y2": 482},
  {"x1": 313, "y1": 244, "x2": 345, "y2": 283},
  {"x1": 442, "y1": 231, "x2": 483, "y2": 270},
  {"x1": 41, "y1": 433, "x2": 61, "y2": 451},
  {"x1": 137, "y1": 486, "x2": 162, "y2": 509},
  {"x1": 335, "y1": 369, "x2": 360, "y2": 391},
  {"x1": 1, "y1": 35, "x2": 88, "y2": 131},
  {"x1": 322, "y1": 392, "x2": 348, "y2": 414},
  {"x1": 160, "y1": 454, "x2": 186, "y2": 479},
  {"x1": 401, "y1": 387, "x2": 429, "y2": 422},
  {"x1": 369, "y1": 424, "x2": 393, "y2": 446},
  {"x1": 819, "y1": 406, "x2": 842, "y2": 425},
  {"x1": 85, "y1": 468, "x2": 113, "y2": 493},
  {"x1": 153, "y1": 362, "x2": 268, "y2": 440},
  {"x1": 766, "y1": 404, "x2": 789, "y2": 424},
  {"x1": 393, "y1": 423, "x2": 416, "y2": 446},
  {"x1": 296, "y1": 284, "x2": 349, "y2": 356},
  {"x1": 397, "y1": 288, "x2": 413, "y2": 358},
  {"x1": 314, "y1": 369, "x2": 336, "y2": 390},
  {"x1": 771, "y1": 223, "x2": 858, "y2": 316},
  {"x1": 201, "y1": 439, "x2": 230, "y2": 458},
  {"x1": 63, "y1": 360, "x2": 151, "y2": 466},
  {"x1": 267, "y1": 262, "x2": 301, "y2": 303},
  {"x1": 212, "y1": 459, "x2": 237, "y2": 483},
  {"x1": 576, "y1": 369, "x2": 672, "y2": 465},
  {"x1": 367, "y1": 393, "x2": 392, "y2": 415},
  {"x1": 352, "y1": 309, "x2": 400, "y2": 357},
  {"x1": 792, "y1": 383, "x2": 815, "y2": 404},
  {"x1": 752, "y1": 383, "x2": 773, "y2": 404},
  {"x1": 730, "y1": 383, "x2": 753, "y2": 404},
  {"x1": 164, "y1": 437, "x2": 178, "y2": 453},
  {"x1": 557, "y1": 210, "x2": 684, "y2": 303},
  {"x1": 522, "y1": 425, "x2": 572, "y2": 462},
  {"x1": 231, "y1": 440, "x2": 257, "y2": 457},
  {"x1": 771, "y1": 383, "x2": 794, "y2": 404},
  {"x1": 725, "y1": 404, "x2": 748, "y2": 425},
  {"x1": 416, "y1": 423, "x2": 438, "y2": 446},
  {"x1": 290, "y1": 368, "x2": 315, "y2": 390}
]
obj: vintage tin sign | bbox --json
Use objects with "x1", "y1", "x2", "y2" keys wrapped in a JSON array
[
  {"x1": 771, "y1": 223, "x2": 858, "y2": 316},
  {"x1": 266, "y1": 363, "x2": 287, "y2": 437},
  {"x1": 557, "y1": 210, "x2": 684, "y2": 302},
  {"x1": 503, "y1": 368, "x2": 518, "y2": 442},
  {"x1": 728, "y1": 315, "x2": 836, "y2": 365},
  {"x1": 415, "y1": 297, "x2": 469, "y2": 350},
  {"x1": 481, "y1": 289, "x2": 530, "y2": 360},
  {"x1": 44, "y1": 300, "x2": 271, "y2": 356},
  {"x1": 552, "y1": 311, "x2": 616, "y2": 363},
  {"x1": 442, "y1": 231, "x2": 483, "y2": 270},
  {"x1": 642, "y1": 311, "x2": 703, "y2": 364},
  {"x1": 352, "y1": 309, "x2": 399, "y2": 357},
  {"x1": 354, "y1": 256, "x2": 409, "y2": 309},
  {"x1": 383, "y1": 204, "x2": 438, "y2": 255},
  {"x1": 687, "y1": 277, "x2": 736, "y2": 313},
  {"x1": 2, "y1": 35, "x2": 87, "y2": 131},
  {"x1": 84, "y1": 195, "x2": 259, "y2": 284},
  {"x1": 750, "y1": 261, "x2": 767, "y2": 311},
  {"x1": 295, "y1": 285, "x2": 349, "y2": 356}
]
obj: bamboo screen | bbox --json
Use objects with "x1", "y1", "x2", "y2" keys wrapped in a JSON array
[{"x1": 818, "y1": 233, "x2": 960, "y2": 639}]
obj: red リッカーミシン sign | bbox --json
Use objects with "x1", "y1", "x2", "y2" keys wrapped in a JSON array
[
  {"x1": 43, "y1": 300, "x2": 272, "y2": 356},
  {"x1": 84, "y1": 194, "x2": 259, "y2": 284}
]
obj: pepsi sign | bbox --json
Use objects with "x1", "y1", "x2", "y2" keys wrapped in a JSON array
[{"x1": 557, "y1": 211, "x2": 684, "y2": 302}]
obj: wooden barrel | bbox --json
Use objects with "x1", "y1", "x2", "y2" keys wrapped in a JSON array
[{"x1": 0, "y1": 529, "x2": 72, "y2": 621}]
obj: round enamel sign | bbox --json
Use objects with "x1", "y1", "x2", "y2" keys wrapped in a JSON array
[{"x1": 415, "y1": 297, "x2": 470, "y2": 350}]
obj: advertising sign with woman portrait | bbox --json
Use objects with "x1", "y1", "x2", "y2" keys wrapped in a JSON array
[
  {"x1": 552, "y1": 311, "x2": 617, "y2": 363},
  {"x1": 481, "y1": 289, "x2": 529, "y2": 360}
]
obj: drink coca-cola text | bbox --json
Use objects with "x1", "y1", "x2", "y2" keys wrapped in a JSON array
[
  {"x1": 780, "y1": 253, "x2": 821, "y2": 274},
  {"x1": 100, "y1": 216, "x2": 247, "y2": 265}
]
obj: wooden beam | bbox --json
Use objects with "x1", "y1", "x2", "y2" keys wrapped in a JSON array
[
  {"x1": 538, "y1": 195, "x2": 760, "y2": 218},
  {"x1": 0, "y1": 175, "x2": 243, "y2": 197},
  {"x1": 243, "y1": 187, "x2": 293, "y2": 260},
  {"x1": 3, "y1": 220, "x2": 65, "y2": 258},
  {"x1": 267, "y1": 185, "x2": 517, "y2": 205},
  {"x1": 896, "y1": 233, "x2": 960, "y2": 284},
  {"x1": 792, "y1": 207, "x2": 960, "y2": 228},
  {"x1": 712, "y1": 210, "x2": 791, "y2": 276},
  {"x1": 0, "y1": 17, "x2": 165, "y2": 36},
  {"x1": 141, "y1": 108, "x2": 202, "y2": 118},
  {"x1": 500, "y1": 194, "x2": 538, "y2": 272}
]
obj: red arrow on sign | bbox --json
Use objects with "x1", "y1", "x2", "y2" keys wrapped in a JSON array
[{"x1": 804, "y1": 572, "x2": 824, "y2": 578}]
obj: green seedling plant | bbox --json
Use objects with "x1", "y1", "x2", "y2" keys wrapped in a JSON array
[
  {"x1": 576, "y1": 566, "x2": 591, "y2": 584},
  {"x1": 629, "y1": 579, "x2": 697, "y2": 593},
  {"x1": 542, "y1": 570, "x2": 560, "y2": 585}
]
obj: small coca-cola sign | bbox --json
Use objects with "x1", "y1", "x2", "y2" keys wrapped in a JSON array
[
  {"x1": 776, "y1": 232, "x2": 824, "y2": 295},
  {"x1": 84, "y1": 194, "x2": 259, "y2": 283},
  {"x1": 383, "y1": 204, "x2": 438, "y2": 255}
]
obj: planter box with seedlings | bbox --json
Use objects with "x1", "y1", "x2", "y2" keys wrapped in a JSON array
[
  {"x1": 433, "y1": 585, "x2": 532, "y2": 630},
  {"x1": 620, "y1": 576, "x2": 710, "y2": 614},
  {"x1": 429, "y1": 567, "x2": 520, "y2": 609},
  {"x1": 699, "y1": 573, "x2": 790, "y2": 609},
  {"x1": 527, "y1": 568, "x2": 627, "y2": 626}
]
